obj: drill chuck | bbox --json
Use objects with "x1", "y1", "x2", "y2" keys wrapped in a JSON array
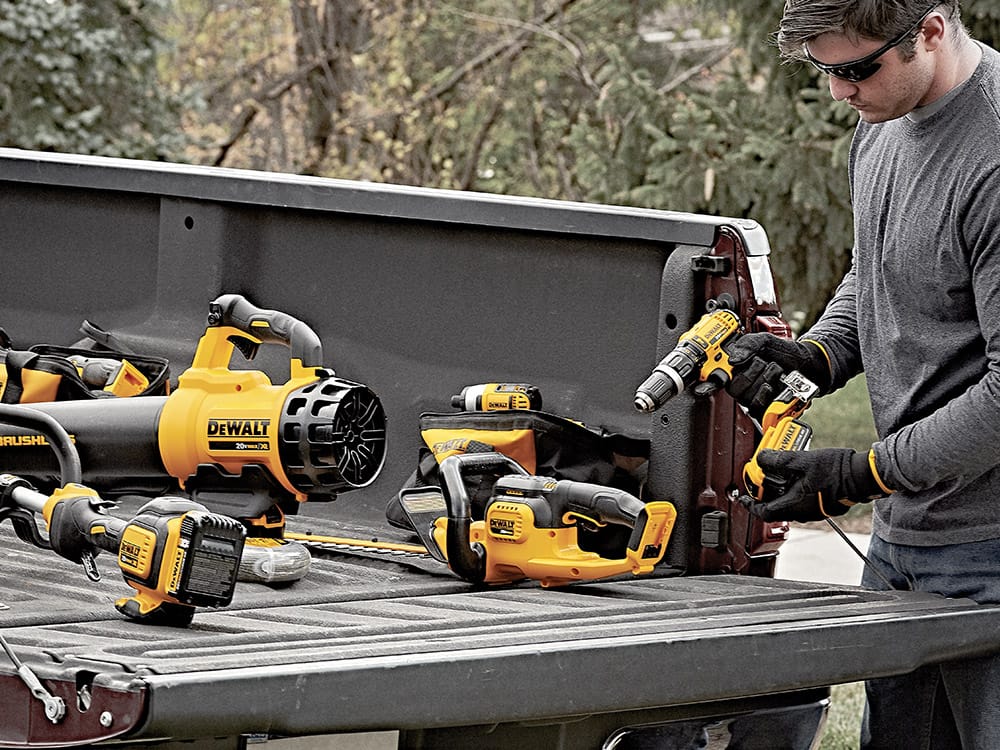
[
  {"x1": 633, "y1": 363, "x2": 685, "y2": 412},
  {"x1": 633, "y1": 346, "x2": 699, "y2": 412}
]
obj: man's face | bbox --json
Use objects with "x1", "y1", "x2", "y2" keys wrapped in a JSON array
[{"x1": 807, "y1": 31, "x2": 936, "y2": 123}]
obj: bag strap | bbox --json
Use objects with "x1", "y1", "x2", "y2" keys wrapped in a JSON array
[{"x1": 0, "y1": 349, "x2": 90, "y2": 404}]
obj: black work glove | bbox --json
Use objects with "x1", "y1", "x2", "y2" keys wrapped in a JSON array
[
  {"x1": 744, "y1": 448, "x2": 885, "y2": 523},
  {"x1": 694, "y1": 334, "x2": 831, "y2": 419}
]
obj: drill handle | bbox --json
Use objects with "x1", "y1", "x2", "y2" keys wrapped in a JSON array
[{"x1": 196, "y1": 294, "x2": 324, "y2": 371}]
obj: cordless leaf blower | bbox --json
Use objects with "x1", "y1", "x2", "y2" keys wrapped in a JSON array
[{"x1": 0, "y1": 295, "x2": 387, "y2": 582}]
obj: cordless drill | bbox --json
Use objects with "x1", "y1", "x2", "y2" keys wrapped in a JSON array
[
  {"x1": 631, "y1": 305, "x2": 820, "y2": 502},
  {"x1": 633, "y1": 307, "x2": 742, "y2": 412},
  {"x1": 1, "y1": 474, "x2": 245, "y2": 626}
]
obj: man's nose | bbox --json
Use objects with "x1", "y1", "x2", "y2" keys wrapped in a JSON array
[{"x1": 828, "y1": 75, "x2": 859, "y2": 101}]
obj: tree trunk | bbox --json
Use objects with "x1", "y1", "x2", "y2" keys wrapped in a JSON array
[{"x1": 290, "y1": 0, "x2": 370, "y2": 175}]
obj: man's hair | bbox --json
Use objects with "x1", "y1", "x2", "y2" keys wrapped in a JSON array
[{"x1": 776, "y1": 1, "x2": 963, "y2": 62}]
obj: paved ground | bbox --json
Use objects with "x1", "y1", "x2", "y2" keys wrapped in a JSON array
[{"x1": 775, "y1": 523, "x2": 871, "y2": 586}]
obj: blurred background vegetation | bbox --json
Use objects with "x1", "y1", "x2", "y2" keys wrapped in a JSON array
[{"x1": 2, "y1": 0, "x2": 997, "y2": 330}]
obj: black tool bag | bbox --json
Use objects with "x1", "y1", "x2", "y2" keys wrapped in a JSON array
[
  {"x1": 385, "y1": 409, "x2": 650, "y2": 556},
  {"x1": 0, "y1": 321, "x2": 170, "y2": 404}
]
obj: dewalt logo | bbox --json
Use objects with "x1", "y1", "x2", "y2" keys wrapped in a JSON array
[
  {"x1": 167, "y1": 549, "x2": 186, "y2": 595},
  {"x1": 206, "y1": 418, "x2": 270, "y2": 437},
  {"x1": 777, "y1": 428, "x2": 799, "y2": 451},
  {"x1": 488, "y1": 505, "x2": 524, "y2": 541},
  {"x1": 491, "y1": 518, "x2": 517, "y2": 533},
  {"x1": 119, "y1": 540, "x2": 143, "y2": 570}
]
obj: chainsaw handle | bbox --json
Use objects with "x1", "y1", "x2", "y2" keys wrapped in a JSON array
[
  {"x1": 555, "y1": 481, "x2": 646, "y2": 528},
  {"x1": 438, "y1": 452, "x2": 528, "y2": 583},
  {"x1": 439, "y1": 452, "x2": 528, "y2": 520},
  {"x1": 550, "y1": 480, "x2": 672, "y2": 559},
  {"x1": 206, "y1": 294, "x2": 323, "y2": 368}
]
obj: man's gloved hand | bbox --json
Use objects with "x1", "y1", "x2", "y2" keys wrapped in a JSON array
[
  {"x1": 694, "y1": 334, "x2": 831, "y2": 419},
  {"x1": 744, "y1": 447, "x2": 886, "y2": 523}
]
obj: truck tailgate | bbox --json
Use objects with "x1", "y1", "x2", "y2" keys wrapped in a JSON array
[{"x1": 3, "y1": 509, "x2": 999, "y2": 746}]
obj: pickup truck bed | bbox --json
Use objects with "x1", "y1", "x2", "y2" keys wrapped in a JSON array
[
  {"x1": 2, "y1": 148, "x2": 1000, "y2": 749},
  {"x1": 5, "y1": 502, "x2": 999, "y2": 748}
]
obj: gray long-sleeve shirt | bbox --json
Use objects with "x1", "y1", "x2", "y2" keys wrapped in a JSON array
[{"x1": 805, "y1": 42, "x2": 1000, "y2": 546}]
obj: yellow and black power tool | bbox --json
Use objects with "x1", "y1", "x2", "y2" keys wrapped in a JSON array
[
  {"x1": 0, "y1": 405, "x2": 244, "y2": 626},
  {"x1": 741, "y1": 369, "x2": 818, "y2": 501},
  {"x1": 633, "y1": 306, "x2": 742, "y2": 413},
  {"x1": 0, "y1": 295, "x2": 386, "y2": 581},
  {"x1": 450, "y1": 383, "x2": 543, "y2": 412},
  {"x1": 401, "y1": 452, "x2": 676, "y2": 587},
  {"x1": 3, "y1": 477, "x2": 244, "y2": 626},
  {"x1": 631, "y1": 303, "x2": 819, "y2": 503}
]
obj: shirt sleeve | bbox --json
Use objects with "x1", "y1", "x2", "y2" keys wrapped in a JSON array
[{"x1": 799, "y1": 260, "x2": 864, "y2": 394}]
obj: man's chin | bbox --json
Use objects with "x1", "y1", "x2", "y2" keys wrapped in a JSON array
[{"x1": 855, "y1": 107, "x2": 904, "y2": 124}]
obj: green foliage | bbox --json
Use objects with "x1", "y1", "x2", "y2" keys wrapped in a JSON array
[
  {"x1": 820, "y1": 682, "x2": 866, "y2": 749},
  {"x1": 10, "y1": 0, "x2": 993, "y2": 323},
  {"x1": 809, "y1": 374, "x2": 877, "y2": 451},
  {"x1": 555, "y1": 1, "x2": 858, "y2": 325},
  {"x1": 0, "y1": 0, "x2": 188, "y2": 158}
]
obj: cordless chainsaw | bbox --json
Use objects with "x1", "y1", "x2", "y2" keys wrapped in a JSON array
[{"x1": 399, "y1": 451, "x2": 676, "y2": 587}]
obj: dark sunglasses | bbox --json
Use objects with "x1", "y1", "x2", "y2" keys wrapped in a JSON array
[{"x1": 804, "y1": 3, "x2": 939, "y2": 82}]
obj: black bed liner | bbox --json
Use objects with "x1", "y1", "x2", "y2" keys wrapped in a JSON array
[{"x1": 3, "y1": 508, "x2": 998, "y2": 744}]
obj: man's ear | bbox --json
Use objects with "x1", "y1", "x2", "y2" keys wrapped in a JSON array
[{"x1": 921, "y1": 11, "x2": 948, "y2": 52}]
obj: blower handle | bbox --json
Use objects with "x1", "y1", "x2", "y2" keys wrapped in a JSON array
[{"x1": 195, "y1": 294, "x2": 324, "y2": 371}]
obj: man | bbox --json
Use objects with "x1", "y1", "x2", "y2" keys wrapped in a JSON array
[{"x1": 729, "y1": 1, "x2": 1000, "y2": 747}]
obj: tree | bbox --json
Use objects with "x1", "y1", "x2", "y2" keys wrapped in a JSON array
[
  {"x1": 567, "y1": 0, "x2": 1000, "y2": 326},
  {"x1": 164, "y1": 0, "x2": 849, "y2": 322},
  {"x1": 160, "y1": 0, "x2": 1000, "y2": 325},
  {"x1": 565, "y1": 0, "x2": 857, "y2": 327},
  {"x1": 0, "y1": 0, "x2": 188, "y2": 159}
]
